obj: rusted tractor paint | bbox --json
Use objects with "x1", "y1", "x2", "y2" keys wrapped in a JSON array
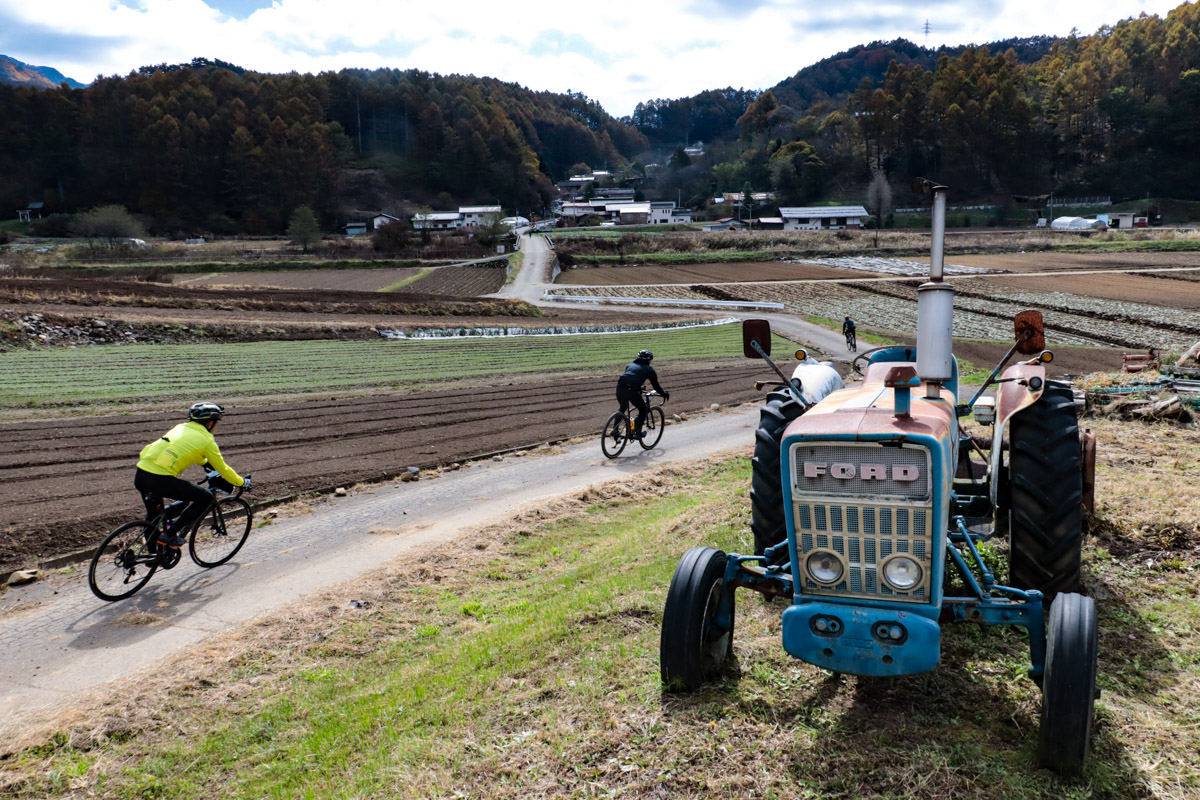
[{"x1": 1080, "y1": 429, "x2": 1097, "y2": 515}]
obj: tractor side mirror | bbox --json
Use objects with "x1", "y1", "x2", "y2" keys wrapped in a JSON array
[
  {"x1": 743, "y1": 319, "x2": 772, "y2": 359},
  {"x1": 1013, "y1": 310, "x2": 1045, "y2": 356}
]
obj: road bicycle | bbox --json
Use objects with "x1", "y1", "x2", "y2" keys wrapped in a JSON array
[
  {"x1": 601, "y1": 391, "x2": 666, "y2": 458},
  {"x1": 845, "y1": 328, "x2": 857, "y2": 352},
  {"x1": 88, "y1": 471, "x2": 254, "y2": 601}
]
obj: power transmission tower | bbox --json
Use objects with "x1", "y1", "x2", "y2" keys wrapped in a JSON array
[{"x1": 923, "y1": 19, "x2": 931, "y2": 47}]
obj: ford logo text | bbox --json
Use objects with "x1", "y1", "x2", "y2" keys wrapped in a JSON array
[{"x1": 803, "y1": 462, "x2": 919, "y2": 481}]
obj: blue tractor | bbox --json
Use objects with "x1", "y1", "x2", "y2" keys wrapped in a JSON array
[{"x1": 660, "y1": 181, "x2": 1099, "y2": 774}]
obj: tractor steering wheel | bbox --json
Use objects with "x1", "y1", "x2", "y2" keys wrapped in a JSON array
[{"x1": 851, "y1": 346, "x2": 893, "y2": 376}]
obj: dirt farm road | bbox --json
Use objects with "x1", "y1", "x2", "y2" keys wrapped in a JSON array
[{"x1": 0, "y1": 405, "x2": 761, "y2": 743}]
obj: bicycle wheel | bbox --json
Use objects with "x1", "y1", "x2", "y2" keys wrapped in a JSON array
[
  {"x1": 601, "y1": 411, "x2": 628, "y2": 458},
  {"x1": 189, "y1": 496, "x2": 253, "y2": 567},
  {"x1": 89, "y1": 520, "x2": 158, "y2": 601},
  {"x1": 639, "y1": 407, "x2": 665, "y2": 449}
]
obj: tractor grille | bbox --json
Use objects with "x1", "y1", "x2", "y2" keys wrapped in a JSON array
[
  {"x1": 791, "y1": 443, "x2": 930, "y2": 500},
  {"x1": 790, "y1": 442, "x2": 934, "y2": 602}
]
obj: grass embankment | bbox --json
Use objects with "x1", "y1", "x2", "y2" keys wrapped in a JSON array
[
  {"x1": 0, "y1": 323, "x2": 793, "y2": 412},
  {"x1": 6, "y1": 426, "x2": 1199, "y2": 798},
  {"x1": 505, "y1": 250, "x2": 524, "y2": 284}
]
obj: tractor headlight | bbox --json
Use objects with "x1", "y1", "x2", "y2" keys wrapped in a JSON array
[
  {"x1": 881, "y1": 554, "x2": 923, "y2": 591},
  {"x1": 806, "y1": 550, "x2": 844, "y2": 585}
]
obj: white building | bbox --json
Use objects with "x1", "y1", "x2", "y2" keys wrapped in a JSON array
[
  {"x1": 779, "y1": 205, "x2": 869, "y2": 230},
  {"x1": 647, "y1": 202, "x2": 693, "y2": 224},
  {"x1": 412, "y1": 211, "x2": 462, "y2": 230},
  {"x1": 458, "y1": 205, "x2": 503, "y2": 227},
  {"x1": 1050, "y1": 216, "x2": 1106, "y2": 230},
  {"x1": 373, "y1": 213, "x2": 404, "y2": 229}
]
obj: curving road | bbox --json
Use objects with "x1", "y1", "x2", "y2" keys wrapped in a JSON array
[{"x1": 498, "y1": 233, "x2": 853, "y2": 360}]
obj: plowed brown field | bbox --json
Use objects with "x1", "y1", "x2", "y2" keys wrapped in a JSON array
[
  {"x1": 928, "y1": 251, "x2": 1200, "y2": 273},
  {"x1": 966, "y1": 271, "x2": 1200, "y2": 310},
  {"x1": 0, "y1": 363, "x2": 773, "y2": 571},
  {"x1": 555, "y1": 261, "x2": 878, "y2": 285},
  {"x1": 176, "y1": 268, "x2": 422, "y2": 291}
]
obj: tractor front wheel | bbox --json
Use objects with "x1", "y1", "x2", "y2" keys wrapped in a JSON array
[
  {"x1": 751, "y1": 389, "x2": 805, "y2": 561},
  {"x1": 1038, "y1": 592, "x2": 1098, "y2": 775},
  {"x1": 1008, "y1": 381, "x2": 1083, "y2": 600},
  {"x1": 660, "y1": 547, "x2": 735, "y2": 692}
]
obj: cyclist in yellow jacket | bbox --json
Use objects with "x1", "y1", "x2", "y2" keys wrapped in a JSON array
[{"x1": 135, "y1": 402, "x2": 249, "y2": 548}]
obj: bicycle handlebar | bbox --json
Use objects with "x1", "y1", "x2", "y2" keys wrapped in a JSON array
[{"x1": 204, "y1": 470, "x2": 252, "y2": 498}]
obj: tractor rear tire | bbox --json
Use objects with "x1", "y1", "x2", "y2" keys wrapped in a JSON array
[
  {"x1": 751, "y1": 389, "x2": 805, "y2": 561},
  {"x1": 1008, "y1": 381, "x2": 1083, "y2": 600},
  {"x1": 1038, "y1": 592, "x2": 1098, "y2": 775},
  {"x1": 660, "y1": 547, "x2": 735, "y2": 692}
]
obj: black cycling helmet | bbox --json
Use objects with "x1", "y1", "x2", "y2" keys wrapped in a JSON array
[
  {"x1": 637, "y1": 349, "x2": 653, "y2": 361},
  {"x1": 188, "y1": 402, "x2": 225, "y2": 422}
]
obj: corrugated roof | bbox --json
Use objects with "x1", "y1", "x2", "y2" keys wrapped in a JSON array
[{"x1": 779, "y1": 206, "x2": 868, "y2": 217}]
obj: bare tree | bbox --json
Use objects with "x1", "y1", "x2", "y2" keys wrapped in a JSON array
[{"x1": 866, "y1": 171, "x2": 893, "y2": 248}]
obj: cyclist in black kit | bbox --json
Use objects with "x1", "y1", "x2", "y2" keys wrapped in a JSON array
[
  {"x1": 616, "y1": 350, "x2": 669, "y2": 438},
  {"x1": 842, "y1": 316, "x2": 857, "y2": 352}
]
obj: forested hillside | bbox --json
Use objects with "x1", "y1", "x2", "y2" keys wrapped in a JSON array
[
  {"x1": 2, "y1": 3, "x2": 1199, "y2": 233},
  {"x1": 642, "y1": 2, "x2": 1200, "y2": 207},
  {"x1": 626, "y1": 36, "x2": 1055, "y2": 149},
  {"x1": 0, "y1": 60, "x2": 645, "y2": 233}
]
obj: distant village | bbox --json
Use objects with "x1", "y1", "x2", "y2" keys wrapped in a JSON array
[{"x1": 359, "y1": 160, "x2": 873, "y2": 238}]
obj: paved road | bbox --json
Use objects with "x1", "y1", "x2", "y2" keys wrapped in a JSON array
[
  {"x1": 500, "y1": 233, "x2": 854, "y2": 361},
  {"x1": 0, "y1": 406, "x2": 762, "y2": 741}
]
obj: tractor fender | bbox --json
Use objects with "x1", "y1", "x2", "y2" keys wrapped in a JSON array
[
  {"x1": 790, "y1": 362, "x2": 845, "y2": 406},
  {"x1": 989, "y1": 363, "x2": 1047, "y2": 509}
]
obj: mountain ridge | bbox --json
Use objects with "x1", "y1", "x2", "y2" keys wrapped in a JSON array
[{"x1": 0, "y1": 54, "x2": 86, "y2": 89}]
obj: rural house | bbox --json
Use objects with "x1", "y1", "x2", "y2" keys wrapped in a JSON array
[
  {"x1": 459, "y1": 205, "x2": 503, "y2": 228},
  {"x1": 412, "y1": 211, "x2": 462, "y2": 230},
  {"x1": 779, "y1": 205, "x2": 869, "y2": 230}
]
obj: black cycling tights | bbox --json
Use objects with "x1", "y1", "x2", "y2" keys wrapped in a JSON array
[{"x1": 134, "y1": 468, "x2": 214, "y2": 533}]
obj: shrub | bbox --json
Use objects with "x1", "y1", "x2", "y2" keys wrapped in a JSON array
[{"x1": 30, "y1": 214, "x2": 73, "y2": 237}]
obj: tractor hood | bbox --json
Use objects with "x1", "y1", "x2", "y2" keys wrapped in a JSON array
[{"x1": 784, "y1": 361, "x2": 957, "y2": 443}]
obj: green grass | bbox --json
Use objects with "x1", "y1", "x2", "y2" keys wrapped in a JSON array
[
  {"x1": 0, "y1": 323, "x2": 793, "y2": 410},
  {"x1": 504, "y1": 251, "x2": 524, "y2": 284},
  {"x1": 8, "y1": 455, "x2": 1195, "y2": 798},
  {"x1": 377, "y1": 267, "x2": 431, "y2": 291},
  {"x1": 0, "y1": 219, "x2": 32, "y2": 235}
]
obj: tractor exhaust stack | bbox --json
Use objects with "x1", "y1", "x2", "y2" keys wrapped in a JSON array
[{"x1": 914, "y1": 180, "x2": 954, "y2": 398}]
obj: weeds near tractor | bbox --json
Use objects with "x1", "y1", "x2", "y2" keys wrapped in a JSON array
[{"x1": 6, "y1": 444, "x2": 1198, "y2": 798}]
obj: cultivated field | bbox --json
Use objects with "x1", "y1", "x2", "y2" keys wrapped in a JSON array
[
  {"x1": 555, "y1": 260, "x2": 882, "y2": 285},
  {"x1": 547, "y1": 253, "x2": 1200, "y2": 353},
  {"x1": 177, "y1": 267, "x2": 423, "y2": 291},
  {"x1": 0, "y1": 324, "x2": 796, "y2": 569},
  {"x1": 404, "y1": 265, "x2": 507, "y2": 296},
  {"x1": 176, "y1": 264, "x2": 509, "y2": 295}
]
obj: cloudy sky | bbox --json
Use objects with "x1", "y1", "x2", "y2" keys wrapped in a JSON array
[{"x1": 0, "y1": 0, "x2": 1187, "y2": 116}]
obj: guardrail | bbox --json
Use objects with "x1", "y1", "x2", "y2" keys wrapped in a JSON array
[{"x1": 541, "y1": 294, "x2": 784, "y2": 310}]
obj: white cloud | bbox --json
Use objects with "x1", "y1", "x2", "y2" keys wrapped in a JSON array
[{"x1": 0, "y1": 0, "x2": 1188, "y2": 115}]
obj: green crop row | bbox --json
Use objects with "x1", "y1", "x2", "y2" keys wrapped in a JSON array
[{"x1": 0, "y1": 323, "x2": 792, "y2": 410}]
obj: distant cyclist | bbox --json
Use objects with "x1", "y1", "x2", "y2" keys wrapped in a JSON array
[
  {"x1": 842, "y1": 316, "x2": 857, "y2": 352},
  {"x1": 134, "y1": 402, "x2": 249, "y2": 549},
  {"x1": 616, "y1": 350, "x2": 669, "y2": 438}
]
